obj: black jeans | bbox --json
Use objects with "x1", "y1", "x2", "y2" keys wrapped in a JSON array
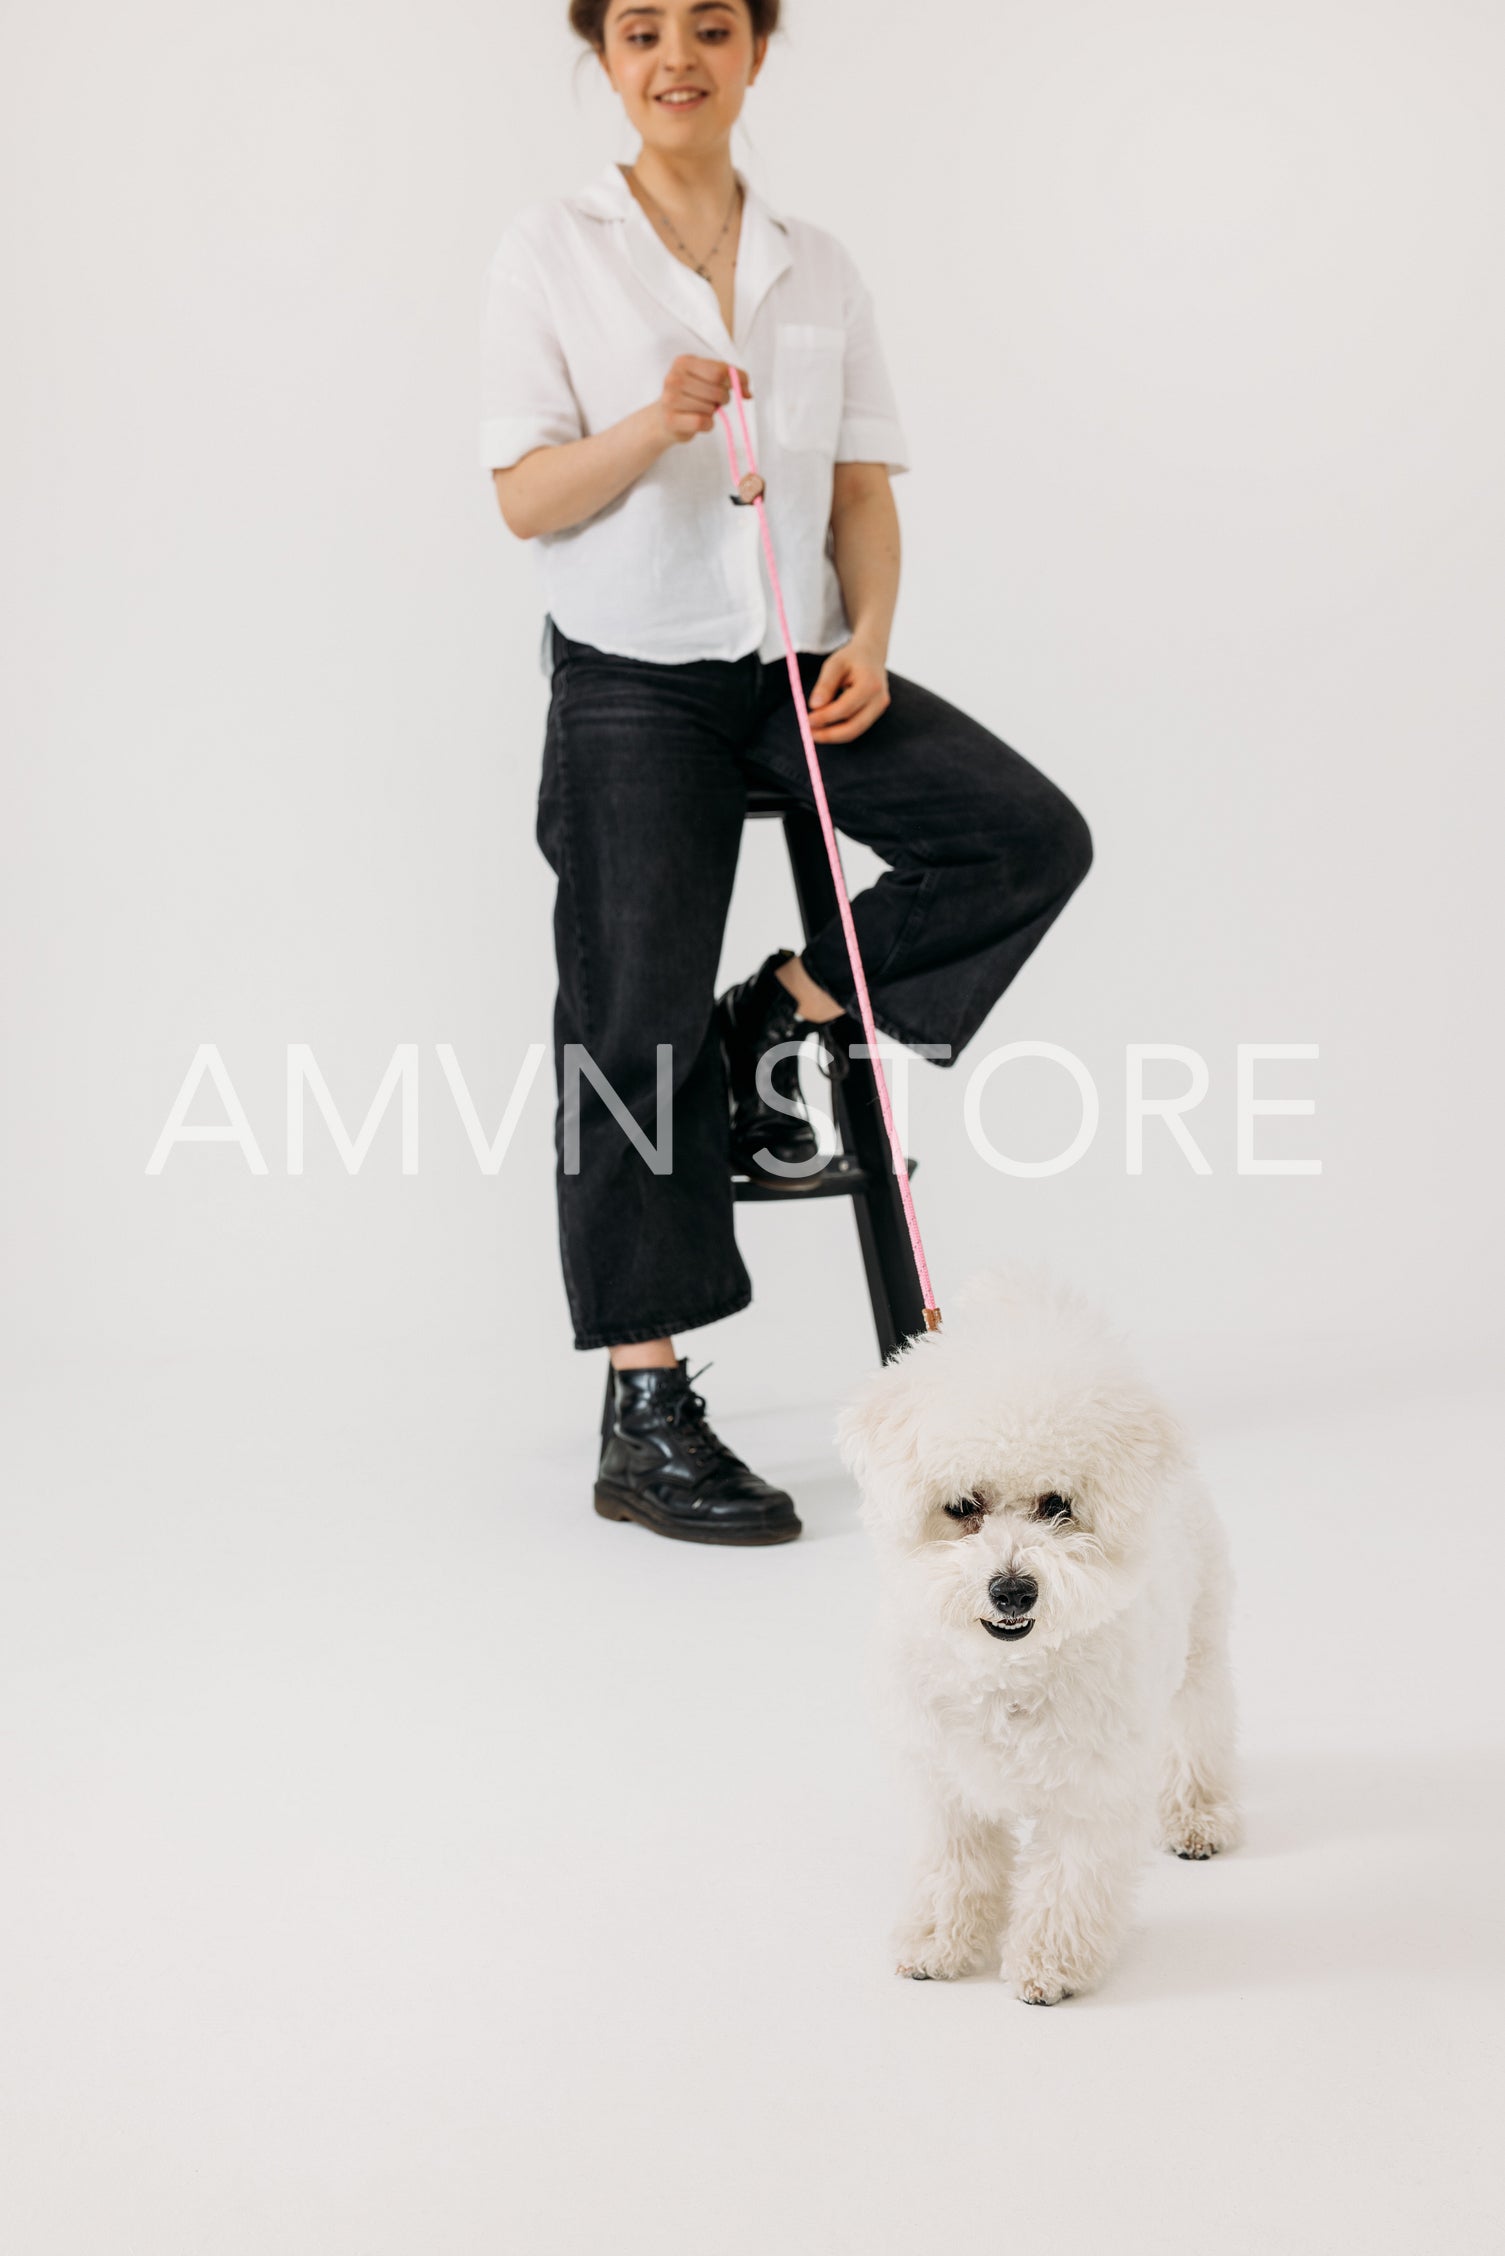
[{"x1": 536, "y1": 625, "x2": 1093, "y2": 1350}]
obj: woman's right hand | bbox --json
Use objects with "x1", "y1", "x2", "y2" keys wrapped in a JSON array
[
  {"x1": 655, "y1": 355, "x2": 753, "y2": 447},
  {"x1": 493, "y1": 358, "x2": 755, "y2": 540}
]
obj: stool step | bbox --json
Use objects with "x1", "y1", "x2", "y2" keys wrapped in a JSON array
[{"x1": 731, "y1": 1151, "x2": 917, "y2": 1204}]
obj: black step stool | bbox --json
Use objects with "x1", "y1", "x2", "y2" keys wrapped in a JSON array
[{"x1": 731, "y1": 781, "x2": 926, "y2": 1362}]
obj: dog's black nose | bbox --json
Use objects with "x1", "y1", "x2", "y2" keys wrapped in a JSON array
[{"x1": 988, "y1": 1572, "x2": 1038, "y2": 1615}]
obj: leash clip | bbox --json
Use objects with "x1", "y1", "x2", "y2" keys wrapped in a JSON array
[{"x1": 728, "y1": 471, "x2": 766, "y2": 507}]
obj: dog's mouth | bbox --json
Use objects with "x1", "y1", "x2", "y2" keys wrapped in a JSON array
[{"x1": 979, "y1": 1614, "x2": 1035, "y2": 1641}]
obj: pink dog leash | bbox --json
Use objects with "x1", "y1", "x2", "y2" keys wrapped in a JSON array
[{"x1": 714, "y1": 368, "x2": 940, "y2": 1334}]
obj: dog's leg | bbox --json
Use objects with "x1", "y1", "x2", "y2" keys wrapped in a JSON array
[
  {"x1": 894, "y1": 1803, "x2": 1015, "y2": 1981},
  {"x1": 1158, "y1": 1537, "x2": 1242, "y2": 1860},
  {"x1": 1002, "y1": 1806, "x2": 1146, "y2": 2005}
]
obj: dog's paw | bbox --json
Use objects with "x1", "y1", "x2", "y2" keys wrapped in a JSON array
[
  {"x1": 1005, "y1": 1936, "x2": 1077, "y2": 2004},
  {"x1": 894, "y1": 1945, "x2": 974, "y2": 1982},
  {"x1": 1160, "y1": 1800, "x2": 1241, "y2": 1860},
  {"x1": 893, "y1": 1927, "x2": 983, "y2": 1982},
  {"x1": 1009, "y1": 1969, "x2": 1072, "y2": 2006}
]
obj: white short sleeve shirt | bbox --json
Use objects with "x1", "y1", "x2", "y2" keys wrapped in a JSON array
[{"x1": 479, "y1": 161, "x2": 910, "y2": 675}]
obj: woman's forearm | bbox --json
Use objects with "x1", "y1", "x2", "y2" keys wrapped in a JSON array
[
  {"x1": 493, "y1": 403, "x2": 673, "y2": 541},
  {"x1": 829, "y1": 474, "x2": 902, "y2": 660}
]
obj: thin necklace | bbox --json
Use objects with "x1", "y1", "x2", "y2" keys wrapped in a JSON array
[{"x1": 624, "y1": 164, "x2": 741, "y2": 281}]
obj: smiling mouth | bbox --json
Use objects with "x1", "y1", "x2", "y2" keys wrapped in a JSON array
[
  {"x1": 980, "y1": 1615, "x2": 1035, "y2": 1641},
  {"x1": 656, "y1": 89, "x2": 708, "y2": 107}
]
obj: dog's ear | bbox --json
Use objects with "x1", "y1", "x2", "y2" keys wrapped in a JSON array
[
  {"x1": 1113, "y1": 1388, "x2": 1191, "y2": 1480},
  {"x1": 834, "y1": 1370, "x2": 890, "y2": 1491},
  {"x1": 836, "y1": 1352, "x2": 926, "y2": 1495},
  {"x1": 1151, "y1": 1399, "x2": 1193, "y2": 1477}
]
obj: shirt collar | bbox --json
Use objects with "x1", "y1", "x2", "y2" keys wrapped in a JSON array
[
  {"x1": 569, "y1": 160, "x2": 793, "y2": 361},
  {"x1": 570, "y1": 159, "x2": 788, "y2": 234}
]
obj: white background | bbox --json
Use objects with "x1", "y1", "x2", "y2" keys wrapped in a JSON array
[
  {"x1": 4, "y1": 0, "x2": 1502, "y2": 1431},
  {"x1": 3, "y1": 3, "x2": 1502, "y2": 2250}
]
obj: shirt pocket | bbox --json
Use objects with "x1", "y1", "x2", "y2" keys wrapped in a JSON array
[{"x1": 773, "y1": 322, "x2": 846, "y2": 454}]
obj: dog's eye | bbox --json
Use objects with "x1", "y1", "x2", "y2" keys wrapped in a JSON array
[
  {"x1": 942, "y1": 1494, "x2": 988, "y2": 1523},
  {"x1": 1033, "y1": 1492, "x2": 1073, "y2": 1522}
]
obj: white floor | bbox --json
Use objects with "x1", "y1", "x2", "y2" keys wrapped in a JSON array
[{"x1": 1, "y1": 1354, "x2": 1501, "y2": 2255}]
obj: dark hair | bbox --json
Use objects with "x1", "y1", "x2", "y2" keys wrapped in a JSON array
[{"x1": 568, "y1": 0, "x2": 781, "y2": 52}]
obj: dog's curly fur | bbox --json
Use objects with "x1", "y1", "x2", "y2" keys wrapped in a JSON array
[{"x1": 838, "y1": 1267, "x2": 1240, "y2": 2005}]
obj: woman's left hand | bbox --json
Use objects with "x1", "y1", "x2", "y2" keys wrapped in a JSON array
[{"x1": 806, "y1": 639, "x2": 891, "y2": 744}]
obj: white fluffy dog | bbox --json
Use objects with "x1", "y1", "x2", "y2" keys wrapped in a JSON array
[{"x1": 838, "y1": 1268, "x2": 1240, "y2": 2005}]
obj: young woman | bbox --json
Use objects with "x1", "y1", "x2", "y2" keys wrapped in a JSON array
[{"x1": 481, "y1": 0, "x2": 1092, "y2": 1547}]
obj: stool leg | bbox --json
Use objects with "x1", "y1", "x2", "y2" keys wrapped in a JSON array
[
  {"x1": 831, "y1": 1028, "x2": 926, "y2": 1360},
  {"x1": 779, "y1": 807, "x2": 927, "y2": 1362}
]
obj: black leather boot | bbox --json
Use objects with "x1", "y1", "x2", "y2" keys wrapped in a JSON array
[
  {"x1": 595, "y1": 1360, "x2": 802, "y2": 1546},
  {"x1": 716, "y1": 949, "x2": 838, "y2": 1186}
]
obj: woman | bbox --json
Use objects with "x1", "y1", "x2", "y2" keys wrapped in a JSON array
[{"x1": 480, "y1": 0, "x2": 1092, "y2": 1547}]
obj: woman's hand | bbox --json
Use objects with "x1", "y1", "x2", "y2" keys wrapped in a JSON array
[
  {"x1": 495, "y1": 359, "x2": 755, "y2": 541},
  {"x1": 806, "y1": 638, "x2": 891, "y2": 744},
  {"x1": 656, "y1": 354, "x2": 753, "y2": 446}
]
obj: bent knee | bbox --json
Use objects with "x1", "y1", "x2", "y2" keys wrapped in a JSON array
[
  {"x1": 1055, "y1": 797, "x2": 1093, "y2": 893},
  {"x1": 1014, "y1": 787, "x2": 1092, "y2": 901}
]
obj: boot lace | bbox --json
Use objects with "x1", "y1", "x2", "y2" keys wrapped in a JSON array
[{"x1": 663, "y1": 1362, "x2": 736, "y2": 1471}]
